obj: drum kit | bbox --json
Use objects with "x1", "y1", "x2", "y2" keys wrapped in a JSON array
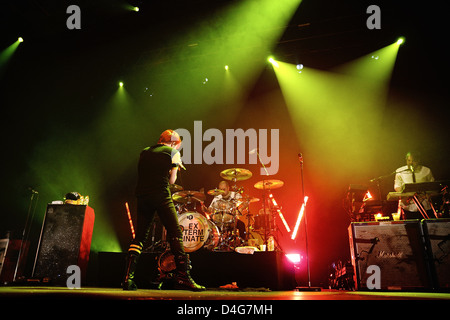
[{"x1": 152, "y1": 168, "x2": 286, "y2": 253}]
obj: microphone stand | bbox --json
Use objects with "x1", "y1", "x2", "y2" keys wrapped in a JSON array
[
  {"x1": 253, "y1": 149, "x2": 277, "y2": 251},
  {"x1": 295, "y1": 153, "x2": 320, "y2": 291},
  {"x1": 14, "y1": 188, "x2": 39, "y2": 282}
]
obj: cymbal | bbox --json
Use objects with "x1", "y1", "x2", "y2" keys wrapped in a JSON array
[
  {"x1": 172, "y1": 190, "x2": 206, "y2": 203},
  {"x1": 220, "y1": 168, "x2": 253, "y2": 181},
  {"x1": 254, "y1": 179, "x2": 284, "y2": 190},
  {"x1": 244, "y1": 196, "x2": 260, "y2": 203},
  {"x1": 207, "y1": 188, "x2": 225, "y2": 196},
  {"x1": 211, "y1": 199, "x2": 234, "y2": 210},
  {"x1": 169, "y1": 184, "x2": 183, "y2": 193},
  {"x1": 235, "y1": 196, "x2": 260, "y2": 212}
]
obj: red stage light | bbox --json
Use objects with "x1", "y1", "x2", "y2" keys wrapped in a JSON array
[
  {"x1": 125, "y1": 202, "x2": 135, "y2": 239},
  {"x1": 285, "y1": 253, "x2": 301, "y2": 264},
  {"x1": 291, "y1": 196, "x2": 308, "y2": 240},
  {"x1": 268, "y1": 193, "x2": 291, "y2": 232}
]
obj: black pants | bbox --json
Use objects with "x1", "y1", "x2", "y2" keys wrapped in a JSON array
[{"x1": 134, "y1": 191, "x2": 185, "y2": 257}]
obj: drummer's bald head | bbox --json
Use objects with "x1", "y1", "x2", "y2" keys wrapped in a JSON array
[{"x1": 219, "y1": 181, "x2": 229, "y2": 190}]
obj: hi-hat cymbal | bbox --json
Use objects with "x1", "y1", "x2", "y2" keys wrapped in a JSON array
[
  {"x1": 172, "y1": 190, "x2": 206, "y2": 203},
  {"x1": 220, "y1": 168, "x2": 253, "y2": 181},
  {"x1": 243, "y1": 196, "x2": 260, "y2": 203},
  {"x1": 207, "y1": 188, "x2": 225, "y2": 196},
  {"x1": 254, "y1": 179, "x2": 284, "y2": 190}
]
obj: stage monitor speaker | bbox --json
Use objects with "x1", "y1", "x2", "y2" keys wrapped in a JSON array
[
  {"x1": 422, "y1": 219, "x2": 450, "y2": 289},
  {"x1": 348, "y1": 220, "x2": 431, "y2": 290},
  {"x1": 33, "y1": 204, "x2": 95, "y2": 285}
]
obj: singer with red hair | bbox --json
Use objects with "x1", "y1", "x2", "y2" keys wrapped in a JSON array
[{"x1": 122, "y1": 129, "x2": 205, "y2": 291}]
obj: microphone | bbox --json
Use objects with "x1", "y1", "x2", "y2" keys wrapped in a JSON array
[
  {"x1": 298, "y1": 153, "x2": 303, "y2": 162},
  {"x1": 178, "y1": 163, "x2": 186, "y2": 170},
  {"x1": 409, "y1": 165, "x2": 415, "y2": 173},
  {"x1": 27, "y1": 187, "x2": 39, "y2": 194}
]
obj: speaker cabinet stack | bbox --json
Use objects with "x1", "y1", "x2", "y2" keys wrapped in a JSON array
[
  {"x1": 422, "y1": 219, "x2": 450, "y2": 289},
  {"x1": 32, "y1": 204, "x2": 95, "y2": 285},
  {"x1": 349, "y1": 219, "x2": 450, "y2": 291}
]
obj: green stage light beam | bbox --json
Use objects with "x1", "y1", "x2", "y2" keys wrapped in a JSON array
[
  {"x1": 132, "y1": 0, "x2": 303, "y2": 127},
  {"x1": 26, "y1": 83, "x2": 139, "y2": 254},
  {"x1": 0, "y1": 38, "x2": 22, "y2": 67},
  {"x1": 28, "y1": 134, "x2": 122, "y2": 253},
  {"x1": 272, "y1": 59, "x2": 393, "y2": 181},
  {"x1": 65, "y1": 0, "x2": 303, "y2": 252},
  {"x1": 333, "y1": 40, "x2": 403, "y2": 90}
]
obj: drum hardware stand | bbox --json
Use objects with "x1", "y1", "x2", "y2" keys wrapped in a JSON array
[
  {"x1": 270, "y1": 208, "x2": 285, "y2": 252},
  {"x1": 215, "y1": 213, "x2": 244, "y2": 251},
  {"x1": 263, "y1": 200, "x2": 285, "y2": 252},
  {"x1": 254, "y1": 148, "x2": 271, "y2": 249},
  {"x1": 144, "y1": 224, "x2": 169, "y2": 253},
  {"x1": 295, "y1": 153, "x2": 320, "y2": 292}
]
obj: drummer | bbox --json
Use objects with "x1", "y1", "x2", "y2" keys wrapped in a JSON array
[
  {"x1": 208, "y1": 181, "x2": 247, "y2": 238},
  {"x1": 209, "y1": 180, "x2": 242, "y2": 210}
]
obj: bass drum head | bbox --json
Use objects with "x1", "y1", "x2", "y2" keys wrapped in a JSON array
[
  {"x1": 178, "y1": 212, "x2": 219, "y2": 252},
  {"x1": 203, "y1": 219, "x2": 220, "y2": 251}
]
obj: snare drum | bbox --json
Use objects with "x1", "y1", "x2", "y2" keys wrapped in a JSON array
[{"x1": 178, "y1": 212, "x2": 220, "y2": 252}]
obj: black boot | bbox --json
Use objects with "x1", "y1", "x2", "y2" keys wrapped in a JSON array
[
  {"x1": 122, "y1": 242, "x2": 142, "y2": 291},
  {"x1": 174, "y1": 254, "x2": 206, "y2": 291}
]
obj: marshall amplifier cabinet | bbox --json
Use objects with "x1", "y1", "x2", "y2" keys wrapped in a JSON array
[
  {"x1": 33, "y1": 204, "x2": 95, "y2": 285},
  {"x1": 422, "y1": 219, "x2": 450, "y2": 289},
  {"x1": 348, "y1": 220, "x2": 432, "y2": 290}
]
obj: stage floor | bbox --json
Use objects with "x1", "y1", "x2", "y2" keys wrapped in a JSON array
[{"x1": 1, "y1": 286, "x2": 449, "y2": 301}]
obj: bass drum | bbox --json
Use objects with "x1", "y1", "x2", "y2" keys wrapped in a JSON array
[{"x1": 178, "y1": 212, "x2": 220, "y2": 252}]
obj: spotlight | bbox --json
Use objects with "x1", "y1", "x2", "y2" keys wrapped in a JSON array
[
  {"x1": 268, "y1": 56, "x2": 279, "y2": 68},
  {"x1": 396, "y1": 37, "x2": 405, "y2": 45},
  {"x1": 286, "y1": 253, "x2": 301, "y2": 264},
  {"x1": 224, "y1": 65, "x2": 229, "y2": 71},
  {"x1": 134, "y1": 7, "x2": 139, "y2": 12},
  {"x1": 18, "y1": 37, "x2": 24, "y2": 42},
  {"x1": 119, "y1": 82, "x2": 124, "y2": 87}
]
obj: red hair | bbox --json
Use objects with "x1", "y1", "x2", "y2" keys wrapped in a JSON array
[{"x1": 158, "y1": 129, "x2": 181, "y2": 147}]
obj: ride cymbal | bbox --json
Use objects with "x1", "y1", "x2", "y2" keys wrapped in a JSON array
[
  {"x1": 220, "y1": 168, "x2": 253, "y2": 181},
  {"x1": 254, "y1": 179, "x2": 284, "y2": 190}
]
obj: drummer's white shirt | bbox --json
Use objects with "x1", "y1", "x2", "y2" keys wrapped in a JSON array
[{"x1": 209, "y1": 192, "x2": 242, "y2": 209}]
